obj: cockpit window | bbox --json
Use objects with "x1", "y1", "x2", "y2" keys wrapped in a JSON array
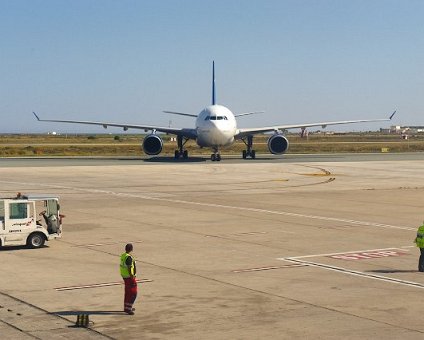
[{"x1": 205, "y1": 115, "x2": 227, "y2": 121}]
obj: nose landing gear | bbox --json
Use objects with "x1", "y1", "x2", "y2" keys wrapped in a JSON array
[{"x1": 211, "y1": 147, "x2": 221, "y2": 161}]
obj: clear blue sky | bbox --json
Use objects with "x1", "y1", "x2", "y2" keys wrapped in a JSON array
[{"x1": 1, "y1": 0, "x2": 423, "y2": 133}]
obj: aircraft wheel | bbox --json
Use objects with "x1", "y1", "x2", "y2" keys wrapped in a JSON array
[
  {"x1": 174, "y1": 150, "x2": 180, "y2": 159},
  {"x1": 183, "y1": 150, "x2": 188, "y2": 159},
  {"x1": 242, "y1": 150, "x2": 247, "y2": 159},
  {"x1": 211, "y1": 154, "x2": 216, "y2": 161},
  {"x1": 216, "y1": 154, "x2": 221, "y2": 161},
  {"x1": 251, "y1": 150, "x2": 256, "y2": 159}
]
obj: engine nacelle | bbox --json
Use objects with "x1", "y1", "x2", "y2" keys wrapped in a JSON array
[
  {"x1": 142, "y1": 134, "x2": 163, "y2": 155},
  {"x1": 267, "y1": 134, "x2": 289, "y2": 154}
]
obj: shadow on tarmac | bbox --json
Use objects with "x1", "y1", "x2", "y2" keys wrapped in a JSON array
[
  {"x1": 53, "y1": 310, "x2": 126, "y2": 316},
  {"x1": 144, "y1": 156, "x2": 206, "y2": 163},
  {"x1": 366, "y1": 269, "x2": 418, "y2": 273},
  {"x1": 0, "y1": 245, "x2": 47, "y2": 251}
]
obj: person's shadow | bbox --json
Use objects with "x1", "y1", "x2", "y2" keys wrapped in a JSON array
[
  {"x1": 53, "y1": 310, "x2": 126, "y2": 316},
  {"x1": 49, "y1": 310, "x2": 127, "y2": 317},
  {"x1": 53, "y1": 310, "x2": 128, "y2": 328}
]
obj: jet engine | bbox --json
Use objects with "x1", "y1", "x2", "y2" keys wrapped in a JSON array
[
  {"x1": 142, "y1": 134, "x2": 163, "y2": 155},
  {"x1": 267, "y1": 134, "x2": 289, "y2": 154}
]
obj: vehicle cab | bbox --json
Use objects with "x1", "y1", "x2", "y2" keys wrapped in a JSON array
[{"x1": 0, "y1": 194, "x2": 63, "y2": 248}]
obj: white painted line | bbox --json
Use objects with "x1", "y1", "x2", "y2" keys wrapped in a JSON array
[
  {"x1": 0, "y1": 180, "x2": 414, "y2": 231},
  {"x1": 277, "y1": 247, "x2": 411, "y2": 260},
  {"x1": 55, "y1": 278, "x2": 153, "y2": 291},
  {"x1": 2, "y1": 181, "x2": 414, "y2": 232},
  {"x1": 283, "y1": 258, "x2": 424, "y2": 290}
]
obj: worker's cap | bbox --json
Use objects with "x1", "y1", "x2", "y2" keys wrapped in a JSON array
[{"x1": 125, "y1": 243, "x2": 133, "y2": 252}]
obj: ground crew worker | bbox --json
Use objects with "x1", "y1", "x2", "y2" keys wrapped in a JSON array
[
  {"x1": 414, "y1": 222, "x2": 424, "y2": 272},
  {"x1": 120, "y1": 243, "x2": 138, "y2": 314}
]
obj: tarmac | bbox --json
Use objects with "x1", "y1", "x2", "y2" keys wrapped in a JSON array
[{"x1": 1, "y1": 153, "x2": 424, "y2": 339}]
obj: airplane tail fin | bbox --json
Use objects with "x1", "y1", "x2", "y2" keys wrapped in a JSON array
[{"x1": 212, "y1": 61, "x2": 216, "y2": 105}]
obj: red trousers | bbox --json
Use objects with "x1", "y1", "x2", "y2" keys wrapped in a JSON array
[{"x1": 123, "y1": 277, "x2": 138, "y2": 313}]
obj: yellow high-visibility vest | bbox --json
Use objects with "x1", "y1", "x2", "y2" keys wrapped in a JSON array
[
  {"x1": 415, "y1": 225, "x2": 424, "y2": 248},
  {"x1": 120, "y1": 253, "x2": 135, "y2": 278}
]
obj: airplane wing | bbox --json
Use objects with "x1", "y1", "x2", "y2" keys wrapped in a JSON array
[
  {"x1": 32, "y1": 112, "x2": 198, "y2": 139},
  {"x1": 235, "y1": 111, "x2": 396, "y2": 139}
]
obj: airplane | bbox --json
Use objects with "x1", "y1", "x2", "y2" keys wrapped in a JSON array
[{"x1": 33, "y1": 62, "x2": 396, "y2": 161}]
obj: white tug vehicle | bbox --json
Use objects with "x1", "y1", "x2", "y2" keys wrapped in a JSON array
[{"x1": 0, "y1": 194, "x2": 63, "y2": 248}]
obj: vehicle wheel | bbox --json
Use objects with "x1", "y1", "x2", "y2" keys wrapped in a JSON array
[
  {"x1": 174, "y1": 150, "x2": 180, "y2": 159},
  {"x1": 251, "y1": 150, "x2": 256, "y2": 159},
  {"x1": 27, "y1": 233, "x2": 45, "y2": 248},
  {"x1": 183, "y1": 150, "x2": 188, "y2": 159},
  {"x1": 242, "y1": 150, "x2": 247, "y2": 159}
]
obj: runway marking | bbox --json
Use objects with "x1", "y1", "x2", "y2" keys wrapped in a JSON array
[
  {"x1": 0, "y1": 180, "x2": 414, "y2": 231},
  {"x1": 278, "y1": 247, "x2": 424, "y2": 290},
  {"x1": 282, "y1": 258, "x2": 424, "y2": 290},
  {"x1": 328, "y1": 250, "x2": 408, "y2": 261},
  {"x1": 281, "y1": 247, "x2": 411, "y2": 260},
  {"x1": 232, "y1": 263, "x2": 306, "y2": 273},
  {"x1": 55, "y1": 278, "x2": 152, "y2": 291}
]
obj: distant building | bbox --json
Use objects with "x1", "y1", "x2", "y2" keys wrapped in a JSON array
[{"x1": 385, "y1": 125, "x2": 424, "y2": 134}]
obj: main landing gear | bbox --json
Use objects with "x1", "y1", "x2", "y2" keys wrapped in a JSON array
[
  {"x1": 241, "y1": 135, "x2": 256, "y2": 159},
  {"x1": 174, "y1": 135, "x2": 189, "y2": 160},
  {"x1": 211, "y1": 147, "x2": 221, "y2": 161}
]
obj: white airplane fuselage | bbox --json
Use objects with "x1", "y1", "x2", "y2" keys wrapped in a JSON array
[{"x1": 195, "y1": 105, "x2": 237, "y2": 148}]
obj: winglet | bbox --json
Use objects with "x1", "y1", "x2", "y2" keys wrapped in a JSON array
[
  {"x1": 212, "y1": 61, "x2": 216, "y2": 105},
  {"x1": 33, "y1": 112, "x2": 41, "y2": 121},
  {"x1": 389, "y1": 110, "x2": 396, "y2": 120}
]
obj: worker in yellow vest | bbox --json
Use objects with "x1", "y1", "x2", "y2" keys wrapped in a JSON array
[
  {"x1": 120, "y1": 243, "x2": 138, "y2": 314},
  {"x1": 414, "y1": 223, "x2": 424, "y2": 272}
]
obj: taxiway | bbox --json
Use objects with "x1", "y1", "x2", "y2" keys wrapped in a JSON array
[{"x1": 1, "y1": 153, "x2": 424, "y2": 339}]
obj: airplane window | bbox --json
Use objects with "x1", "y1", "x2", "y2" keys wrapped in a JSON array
[
  {"x1": 210, "y1": 116, "x2": 216, "y2": 120},
  {"x1": 205, "y1": 116, "x2": 210, "y2": 121},
  {"x1": 224, "y1": 116, "x2": 228, "y2": 120},
  {"x1": 217, "y1": 116, "x2": 223, "y2": 120}
]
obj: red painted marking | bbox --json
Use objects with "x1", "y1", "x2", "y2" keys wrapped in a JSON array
[{"x1": 329, "y1": 250, "x2": 408, "y2": 261}]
